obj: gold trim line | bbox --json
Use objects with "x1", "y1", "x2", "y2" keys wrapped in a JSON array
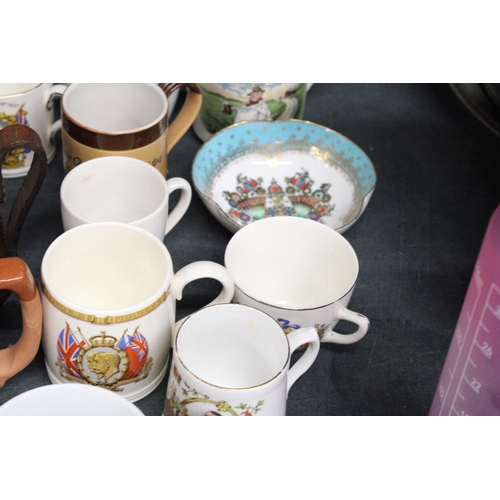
[{"x1": 41, "y1": 281, "x2": 170, "y2": 324}]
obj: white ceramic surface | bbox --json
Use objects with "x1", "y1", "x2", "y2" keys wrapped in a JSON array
[
  {"x1": 0, "y1": 83, "x2": 66, "y2": 177},
  {"x1": 40, "y1": 222, "x2": 234, "y2": 402},
  {"x1": 192, "y1": 120, "x2": 376, "y2": 233},
  {"x1": 60, "y1": 156, "x2": 192, "y2": 240},
  {"x1": 224, "y1": 216, "x2": 369, "y2": 345},
  {"x1": 0, "y1": 384, "x2": 144, "y2": 416},
  {"x1": 164, "y1": 303, "x2": 319, "y2": 416}
]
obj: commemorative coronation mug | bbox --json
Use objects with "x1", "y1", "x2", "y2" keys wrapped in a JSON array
[
  {"x1": 0, "y1": 83, "x2": 66, "y2": 177},
  {"x1": 40, "y1": 222, "x2": 234, "y2": 402}
]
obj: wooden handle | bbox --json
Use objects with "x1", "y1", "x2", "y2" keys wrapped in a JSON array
[{"x1": 0, "y1": 257, "x2": 43, "y2": 388}]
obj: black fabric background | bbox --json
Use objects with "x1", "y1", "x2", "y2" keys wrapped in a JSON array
[{"x1": 1, "y1": 83, "x2": 500, "y2": 416}]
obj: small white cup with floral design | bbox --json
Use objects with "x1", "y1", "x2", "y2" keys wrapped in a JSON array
[{"x1": 164, "y1": 303, "x2": 319, "y2": 416}]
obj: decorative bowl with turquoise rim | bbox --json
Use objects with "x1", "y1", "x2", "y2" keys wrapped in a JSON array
[{"x1": 191, "y1": 119, "x2": 376, "y2": 233}]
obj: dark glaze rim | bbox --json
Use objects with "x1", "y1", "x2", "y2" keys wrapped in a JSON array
[{"x1": 61, "y1": 84, "x2": 168, "y2": 151}]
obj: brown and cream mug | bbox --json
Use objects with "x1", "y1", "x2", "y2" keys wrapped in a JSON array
[{"x1": 60, "y1": 83, "x2": 201, "y2": 177}]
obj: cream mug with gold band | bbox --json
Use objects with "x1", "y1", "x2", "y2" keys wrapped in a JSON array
[
  {"x1": 60, "y1": 83, "x2": 202, "y2": 177},
  {"x1": 40, "y1": 222, "x2": 234, "y2": 402}
]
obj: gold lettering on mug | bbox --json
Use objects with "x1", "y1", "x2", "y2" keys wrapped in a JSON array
[{"x1": 41, "y1": 281, "x2": 170, "y2": 324}]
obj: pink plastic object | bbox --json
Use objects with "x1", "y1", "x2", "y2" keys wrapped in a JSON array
[{"x1": 430, "y1": 205, "x2": 500, "y2": 416}]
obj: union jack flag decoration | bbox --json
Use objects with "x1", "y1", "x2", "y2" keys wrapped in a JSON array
[
  {"x1": 117, "y1": 328, "x2": 149, "y2": 379},
  {"x1": 57, "y1": 324, "x2": 84, "y2": 378},
  {"x1": 15, "y1": 105, "x2": 29, "y2": 126}
]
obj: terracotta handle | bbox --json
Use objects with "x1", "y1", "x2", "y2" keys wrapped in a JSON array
[
  {"x1": 158, "y1": 83, "x2": 202, "y2": 153},
  {"x1": 0, "y1": 257, "x2": 43, "y2": 388},
  {"x1": 0, "y1": 125, "x2": 48, "y2": 305}
]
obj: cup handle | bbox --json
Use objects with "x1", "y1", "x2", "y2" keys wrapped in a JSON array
[
  {"x1": 0, "y1": 257, "x2": 43, "y2": 388},
  {"x1": 164, "y1": 177, "x2": 192, "y2": 236},
  {"x1": 46, "y1": 84, "x2": 67, "y2": 143},
  {"x1": 159, "y1": 84, "x2": 202, "y2": 154},
  {"x1": 286, "y1": 327, "x2": 320, "y2": 394},
  {"x1": 0, "y1": 125, "x2": 48, "y2": 305},
  {"x1": 172, "y1": 261, "x2": 234, "y2": 330},
  {"x1": 320, "y1": 307, "x2": 370, "y2": 345}
]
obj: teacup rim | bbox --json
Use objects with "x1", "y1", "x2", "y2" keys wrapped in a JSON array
[
  {"x1": 224, "y1": 216, "x2": 360, "y2": 309},
  {"x1": 60, "y1": 156, "x2": 169, "y2": 226},
  {"x1": 40, "y1": 222, "x2": 173, "y2": 319},
  {"x1": 175, "y1": 303, "x2": 291, "y2": 391},
  {"x1": 0, "y1": 83, "x2": 43, "y2": 97},
  {"x1": 61, "y1": 83, "x2": 168, "y2": 136}
]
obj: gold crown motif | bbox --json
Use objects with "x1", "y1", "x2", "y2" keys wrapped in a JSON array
[{"x1": 89, "y1": 331, "x2": 117, "y2": 348}]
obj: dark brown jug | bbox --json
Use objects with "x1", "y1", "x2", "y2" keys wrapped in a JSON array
[{"x1": 0, "y1": 124, "x2": 48, "y2": 305}]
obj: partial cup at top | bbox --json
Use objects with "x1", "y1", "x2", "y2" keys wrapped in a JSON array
[
  {"x1": 59, "y1": 83, "x2": 202, "y2": 177},
  {"x1": 224, "y1": 216, "x2": 370, "y2": 345},
  {"x1": 0, "y1": 83, "x2": 66, "y2": 177},
  {"x1": 193, "y1": 83, "x2": 312, "y2": 142},
  {"x1": 60, "y1": 156, "x2": 192, "y2": 241}
]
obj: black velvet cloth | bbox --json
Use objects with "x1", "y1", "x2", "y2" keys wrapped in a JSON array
[{"x1": 1, "y1": 83, "x2": 500, "y2": 415}]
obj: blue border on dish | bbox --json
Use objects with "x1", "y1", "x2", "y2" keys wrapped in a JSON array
[{"x1": 192, "y1": 119, "x2": 377, "y2": 233}]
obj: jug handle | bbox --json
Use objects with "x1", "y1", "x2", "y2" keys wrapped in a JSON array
[
  {"x1": 0, "y1": 125, "x2": 48, "y2": 305},
  {"x1": 158, "y1": 83, "x2": 202, "y2": 153},
  {"x1": 0, "y1": 257, "x2": 43, "y2": 388}
]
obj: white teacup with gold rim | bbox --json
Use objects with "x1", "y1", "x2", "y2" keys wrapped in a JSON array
[
  {"x1": 224, "y1": 216, "x2": 369, "y2": 345},
  {"x1": 40, "y1": 222, "x2": 234, "y2": 402},
  {"x1": 164, "y1": 303, "x2": 319, "y2": 416}
]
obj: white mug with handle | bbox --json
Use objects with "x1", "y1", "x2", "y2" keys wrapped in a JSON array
[
  {"x1": 60, "y1": 156, "x2": 192, "y2": 240},
  {"x1": 164, "y1": 303, "x2": 320, "y2": 416}
]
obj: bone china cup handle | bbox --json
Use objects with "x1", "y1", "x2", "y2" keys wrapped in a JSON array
[
  {"x1": 164, "y1": 177, "x2": 192, "y2": 236},
  {"x1": 286, "y1": 327, "x2": 320, "y2": 394},
  {"x1": 159, "y1": 83, "x2": 202, "y2": 154},
  {"x1": 172, "y1": 261, "x2": 235, "y2": 330},
  {"x1": 320, "y1": 308, "x2": 370, "y2": 345},
  {"x1": 0, "y1": 257, "x2": 43, "y2": 388}
]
